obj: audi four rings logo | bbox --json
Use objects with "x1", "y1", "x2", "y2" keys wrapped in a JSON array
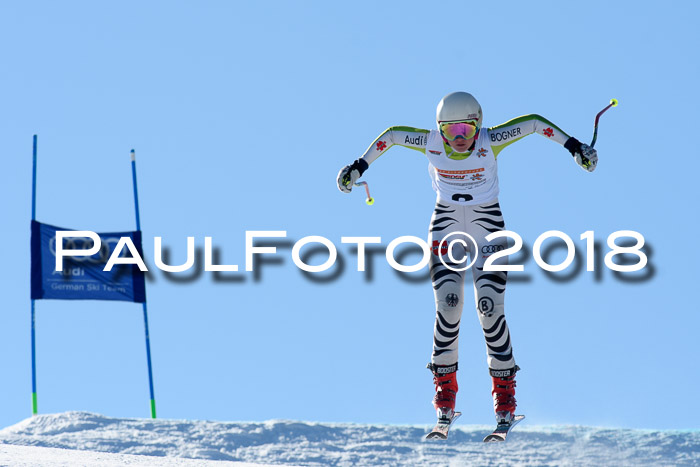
[
  {"x1": 481, "y1": 244, "x2": 504, "y2": 254},
  {"x1": 49, "y1": 236, "x2": 124, "y2": 263}
]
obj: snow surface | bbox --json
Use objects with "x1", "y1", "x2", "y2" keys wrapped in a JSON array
[
  {"x1": 0, "y1": 444, "x2": 271, "y2": 467},
  {"x1": 0, "y1": 411, "x2": 698, "y2": 466}
]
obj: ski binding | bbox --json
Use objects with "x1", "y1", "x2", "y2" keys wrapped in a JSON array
[
  {"x1": 426, "y1": 410, "x2": 461, "y2": 440},
  {"x1": 483, "y1": 414, "x2": 525, "y2": 442}
]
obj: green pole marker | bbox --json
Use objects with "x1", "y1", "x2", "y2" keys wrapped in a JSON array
[
  {"x1": 150, "y1": 399, "x2": 157, "y2": 419},
  {"x1": 32, "y1": 393, "x2": 38, "y2": 415}
]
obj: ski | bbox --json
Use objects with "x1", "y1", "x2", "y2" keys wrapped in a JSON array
[
  {"x1": 425, "y1": 411, "x2": 461, "y2": 440},
  {"x1": 483, "y1": 414, "x2": 525, "y2": 443}
]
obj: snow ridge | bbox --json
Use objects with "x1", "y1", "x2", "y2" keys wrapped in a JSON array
[{"x1": 0, "y1": 411, "x2": 698, "y2": 466}]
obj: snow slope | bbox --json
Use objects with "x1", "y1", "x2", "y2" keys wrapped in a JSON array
[
  {"x1": 0, "y1": 444, "x2": 272, "y2": 467},
  {"x1": 0, "y1": 412, "x2": 698, "y2": 466}
]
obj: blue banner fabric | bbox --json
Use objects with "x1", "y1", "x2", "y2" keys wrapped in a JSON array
[{"x1": 31, "y1": 220, "x2": 146, "y2": 302}]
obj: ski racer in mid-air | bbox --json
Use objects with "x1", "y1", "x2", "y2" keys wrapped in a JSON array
[{"x1": 336, "y1": 91, "x2": 597, "y2": 439}]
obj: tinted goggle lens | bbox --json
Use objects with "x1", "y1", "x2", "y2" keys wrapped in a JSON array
[{"x1": 440, "y1": 122, "x2": 479, "y2": 141}]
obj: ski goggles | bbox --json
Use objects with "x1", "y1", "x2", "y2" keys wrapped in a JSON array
[{"x1": 439, "y1": 121, "x2": 479, "y2": 141}]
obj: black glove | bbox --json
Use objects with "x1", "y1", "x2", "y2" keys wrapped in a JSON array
[
  {"x1": 564, "y1": 137, "x2": 598, "y2": 172},
  {"x1": 336, "y1": 159, "x2": 369, "y2": 193}
]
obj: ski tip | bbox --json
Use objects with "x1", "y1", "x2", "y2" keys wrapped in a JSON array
[{"x1": 425, "y1": 432, "x2": 447, "y2": 440}]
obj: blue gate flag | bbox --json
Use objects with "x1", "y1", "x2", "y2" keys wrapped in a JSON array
[{"x1": 31, "y1": 220, "x2": 146, "y2": 302}]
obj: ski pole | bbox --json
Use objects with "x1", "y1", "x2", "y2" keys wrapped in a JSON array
[
  {"x1": 590, "y1": 98, "x2": 618, "y2": 148},
  {"x1": 354, "y1": 181, "x2": 374, "y2": 205}
]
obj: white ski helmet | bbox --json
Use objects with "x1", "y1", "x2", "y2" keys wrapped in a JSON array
[{"x1": 436, "y1": 92, "x2": 483, "y2": 127}]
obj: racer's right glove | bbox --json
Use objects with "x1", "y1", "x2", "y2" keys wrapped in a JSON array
[{"x1": 336, "y1": 159, "x2": 369, "y2": 193}]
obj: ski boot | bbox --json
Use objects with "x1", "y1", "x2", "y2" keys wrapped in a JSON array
[
  {"x1": 490, "y1": 365, "x2": 519, "y2": 423},
  {"x1": 483, "y1": 366, "x2": 525, "y2": 442},
  {"x1": 426, "y1": 363, "x2": 461, "y2": 439},
  {"x1": 428, "y1": 363, "x2": 458, "y2": 420}
]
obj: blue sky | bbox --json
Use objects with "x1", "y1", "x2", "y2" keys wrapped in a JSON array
[{"x1": 1, "y1": 1, "x2": 698, "y2": 431}]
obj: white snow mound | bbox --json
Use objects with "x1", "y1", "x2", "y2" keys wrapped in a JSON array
[{"x1": 0, "y1": 411, "x2": 698, "y2": 466}]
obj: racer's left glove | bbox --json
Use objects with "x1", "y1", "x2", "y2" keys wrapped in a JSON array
[{"x1": 564, "y1": 137, "x2": 598, "y2": 172}]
